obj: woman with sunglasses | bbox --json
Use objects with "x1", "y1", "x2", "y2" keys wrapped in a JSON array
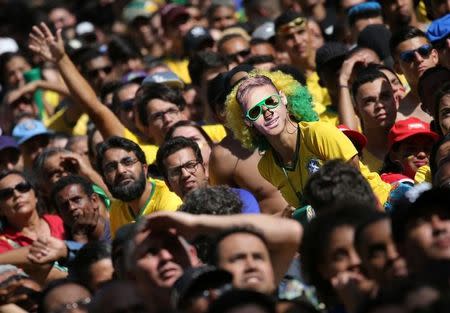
[
  {"x1": 0, "y1": 170, "x2": 65, "y2": 254},
  {"x1": 226, "y1": 70, "x2": 390, "y2": 210}
]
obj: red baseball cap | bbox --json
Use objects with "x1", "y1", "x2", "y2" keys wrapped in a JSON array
[
  {"x1": 337, "y1": 125, "x2": 368, "y2": 151},
  {"x1": 388, "y1": 117, "x2": 439, "y2": 149}
]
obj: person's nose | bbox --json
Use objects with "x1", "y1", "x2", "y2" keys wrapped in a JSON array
[
  {"x1": 386, "y1": 243, "x2": 399, "y2": 261},
  {"x1": 431, "y1": 214, "x2": 448, "y2": 232},
  {"x1": 413, "y1": 50, "x2": 425, "y2": 63},
  {"x1": 293, "y1": 32, "x2": 303, "y2": 45},
  {"x1": 158, "y1": 248, "x2": 173, "y2": 261},
  {"x1": 348, "y1": 251, "x2": 362, "y2": 271}
]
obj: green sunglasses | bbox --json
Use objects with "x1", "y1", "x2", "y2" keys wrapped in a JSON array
[{"x1": 245, "y1": 93, "x2": 282, "y2": 121}]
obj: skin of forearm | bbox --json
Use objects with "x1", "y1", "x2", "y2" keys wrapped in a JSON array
[{"x1": 56, "y1": 54, "x2": 124, "y2": 138}]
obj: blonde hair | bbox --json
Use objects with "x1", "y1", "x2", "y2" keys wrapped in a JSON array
[{"x1": 225, "y1": 69, "x2": 317, "y2": 150}]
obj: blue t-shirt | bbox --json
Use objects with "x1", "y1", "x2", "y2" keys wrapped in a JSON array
[{"x1": 232, "y1": 188, "x2": 260, "y2": 214}]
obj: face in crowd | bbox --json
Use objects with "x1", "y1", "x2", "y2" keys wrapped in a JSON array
[
  {"x1": 216, "y1": 231, "x2": 276, "y2": 295},
  {"x1": 101, "y1": 148, "x2": 147, "y2": 202}
]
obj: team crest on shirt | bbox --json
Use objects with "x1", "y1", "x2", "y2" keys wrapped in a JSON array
[{"x1": 306, "y1": 158, "x2": 321, "y2": 175}]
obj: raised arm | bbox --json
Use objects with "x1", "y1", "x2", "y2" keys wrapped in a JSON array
[
  {"x1": 28, "y1": 23, "x2": 125, "y2": 139},
  {"x1": 143, "y1": 211, "x2": 302, "y2": 285},
  {"x1": 337, "y1": 54, "x2": 366, "y2": 130}
]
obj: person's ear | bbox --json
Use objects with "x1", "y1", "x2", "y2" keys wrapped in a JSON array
[
  {"x1": 90, "y1": 192, "x2": 99, "y2": 205},
  {"x1": 279, "y1": 91, "x2": 288, "y2": 106},
  {"x1": 142, "y1": 163, "x2": 148, "y2": 177},
  {"x1": 430, "y1": 48, "x2": 439, "y2": 65}
]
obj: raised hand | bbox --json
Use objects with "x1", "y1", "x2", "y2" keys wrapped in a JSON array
[
  {"x1": 28, "y1": 23, "x2": 65, "y2": 63},
  {"x1": 72, "y1": 207, "x2": 101, "y2": 242}
]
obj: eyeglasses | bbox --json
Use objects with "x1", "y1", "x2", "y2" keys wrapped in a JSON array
[
  {"x1": 120, "y1": 99, "x2": 134, "y2": 112},
  {"x1": 226, "y1": 49, "x2": 251, "y2": 62},
  {"x1": 50, "y1": 297, "x2": 91, "y2": 313},
  {"x1": 167, "y1": 160, "x2": 201, "y2": 178},
  {"x1": 399, "y1": 44, "x2": 433, "y2": 63},
  {"x1": 245, "y1": 93, "x2": 281, "y2": 121},
  {"x1": 103, "y1": 156, "x2": 139, "y2": 174},
  {"x1": 149, "y1": 107, "x2": 180, "y2": 122},
  {"x1": 87, "y1": 65, "x2": 113, "y2": 78},
  {"x1": 0, "y1": 182, "x2": 32, "y2": 200}
]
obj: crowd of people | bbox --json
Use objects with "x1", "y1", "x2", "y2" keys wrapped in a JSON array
[{"x1": 0, "y1": 0, "x2": 449, "y2": 312}]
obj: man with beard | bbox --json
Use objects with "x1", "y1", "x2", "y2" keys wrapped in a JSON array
[{"x1": 97, "y1": 136, "x2": 182, "y2": 235}]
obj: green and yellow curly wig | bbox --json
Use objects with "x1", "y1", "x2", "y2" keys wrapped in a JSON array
[{"x1": 225, "y1": 69, "x2": 318, "y2": 151}]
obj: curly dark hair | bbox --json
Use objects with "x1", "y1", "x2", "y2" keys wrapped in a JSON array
[{"x1": 303, "y1": 160, "x2": 378, "y2": 213}]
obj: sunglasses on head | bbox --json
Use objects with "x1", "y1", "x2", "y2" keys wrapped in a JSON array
[
  {"x1": 277, "y1": 17, "x2": 306, "y2": 35},
  {"x1": 87, "y1": 65, "x2": 113, "y2": 78},
  {"x1": 399, "y1": 44, "x2": 433, "y2": 63},
  {"x1": 0, "y1": 181, "x2": 32, "y2": 200},
  {"x1": 226, "y1": 49, "x2": 251, "y2": 62},
  {"x1": 245, "y1": 93, "x2": 281, "y2": 121}
]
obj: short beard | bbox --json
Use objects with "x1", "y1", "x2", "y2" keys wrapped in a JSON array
[{"x1": 108, "y1": 170, "x2": 146, "y2": 202}]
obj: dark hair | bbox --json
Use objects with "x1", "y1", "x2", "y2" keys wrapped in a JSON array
[
  {"x1": 32, "y1": 147, "x2": 71, "y2": 184},
  {"x1": 300, "y1": 204, "x2": 369, "y2": 305},
  {"x1": 391, "y1": 187, "x2": 450, "y2": 245},
  {"x1": 303, "y1": 160, "x2": 378, "y2": 213},
  {"x1": 351, "y1": 67, "x2": 389, "y2": 102},
  {"x1": 39, "y1": 279, "x2": 89, "y2": 313},
  {"x1": 207, "y1": 72, "x2": 227, "y2": 116},
  {"x1": 188, "y1": 51, "x2": 228, "y2": 87},
  {"x1": 69, "y1": 241, "x2": 112, "y2": 291},
  {"x1": 433, "y1": 82, "x2": 450, "y2": 136},
  {"x1": 380, "y1": 151, "x2": 404, "y2": 175},
  {"x1": 274, "y1": 11, "x2": 306, "y2": 35},
  {"x1": 418, "y1": 66, "x2": 450, "y2": 114},
  {"x1": 87, "y1": 126, "x2": 101, "y2": 170},
  {"x1": 156, "y1": 137, "x2": 203, "y2": 180},
  {"x1": 51, "y1": 175, "x2": 95, "y2": 214},
  {"x1": 244, "y1": 55, "x2": 275, "y2": 66},
  {"x1": 107, "y1": 35, "x2": 141, "y2": 64},
  {"x1": 135, "y1": 82, "x2": 186, "y2": 126},
  {"x1": 96, "y1": 136, "x2": 147, "y2": 175},
  {"x1": 430, "y1": 133, "x2": 450, "y2": 179},
  {"x1": 100, "y1": 80, "x2": 122, "y2": 105},
  {"x1": 271, "y1": 64, "x2": 306, "y2": 85},
  {"x1": 165, "y1": 120, "x2": 213, "y2": 148},
  {"x1": 65, "y1": 135, "x2": 87, "y2": 152},
  {"x1": 390, "y1": 26, "x2": 429, "y2": 56},
  {"x1": 354, "y1": 211, "x2": 389, "y2": 254},
  {"x1": 180, "y1": 185, "x2": 242, "y2": 215},
  {"x1": 209, "y1": 225, "x2": 268, "y2": 266},
  {"x1": 79, "y1": 48, "x2": 109, "y2": 74}
]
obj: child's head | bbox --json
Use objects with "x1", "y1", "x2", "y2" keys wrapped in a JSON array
[{"x1": 387, "y1": 118, "x2": 439, "y2": 178}]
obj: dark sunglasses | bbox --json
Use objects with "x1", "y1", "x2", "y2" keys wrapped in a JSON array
[
  {"x1": 87, "y1": 65, "x2": 113, "y2": 78},
  {"x1": 0, "y1": 182, "x2": 32, "y2": 200},
  {"x1": 399, "y1": 44, "x2": 433, "y2": 63},
  {"x1": 120, "y1": 99, "x2": 134, "y2": 111},
  {"x1": 226, "y1": 49, "x2": 251, "y2": 62}
]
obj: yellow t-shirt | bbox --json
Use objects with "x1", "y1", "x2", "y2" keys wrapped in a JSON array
[
  {"x1": 361, "y1": 148, "x2": 384, "y2": 173},
  {"x1": 45, "y1": 107, "x2": 90, "y2": 136},
  {"x1": 306, "y1": 72, "x2": 330, "y2": 116},
  {"x1": 319, "y1": 106, "x2": 339, "y2": 126},
  {"x1": 415, "y1": 165, "x2": 431, "y2": 184},
  {"x1": 123, "y1": 124, "x2": 227, "y2": 164},
  {"x1": 164, "y1": 58, "x2": 192, "y2": 84},
  {"x1": 109, "y1": 178, "x2": 182, "y2": 235},
  {"x1": 201, "y1": 124, "x2": 227, "y2": 143},
  {"x1": 123, "y1": 128, "x2": 159, "y2": 165},
  {"x1": 258, "y1": 121, "x2": 358, "y2": 208}
]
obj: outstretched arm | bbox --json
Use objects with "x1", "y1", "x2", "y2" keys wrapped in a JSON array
[
  {"x1": 142, "y1": 211, "x2": 302, "y2": 285},
  {"x1": 28, "y1": 23, "x2": 126, "y2": 139}
]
